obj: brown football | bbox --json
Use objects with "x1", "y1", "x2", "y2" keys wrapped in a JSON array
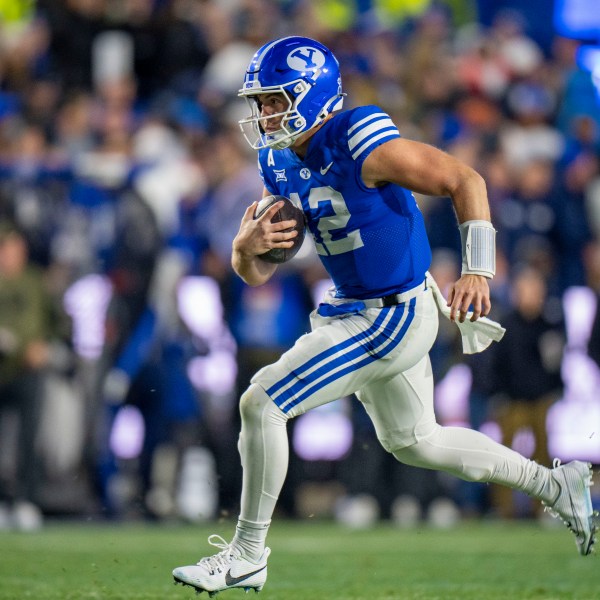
[{"x1": 254, "y1": 195, "x2": 306, "y2": 264}]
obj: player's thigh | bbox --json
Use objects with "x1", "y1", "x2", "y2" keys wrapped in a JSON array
[
  {"x1": 356, "y1": 354, "x2": 437, "y2": 452},
  {"x1": 250, "y1": 311, "x2": 378, "y2": 417},
  {"x1": 251, "y1": 288, "x2": 439, "y2": 420}
]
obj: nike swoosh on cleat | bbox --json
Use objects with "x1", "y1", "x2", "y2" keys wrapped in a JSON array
[
  {"x1": 224, "y1": 565, "x2": 266, "y2": 586},
  {"x1": 320, "y1": 162, "x2": 334, "y2": 175}
]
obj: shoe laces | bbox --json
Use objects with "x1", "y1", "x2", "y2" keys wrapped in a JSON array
[
  {"x1": 197, "y1": 535, "x2": 242, "y2": 575},
  {"x1": 542, "y1": 459, "x2": 565, "y2": 520}
]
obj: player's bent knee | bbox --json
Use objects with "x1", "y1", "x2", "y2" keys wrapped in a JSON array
[
  {"x1": 239, "y1": 383, "x2": 271, "y2": 423},
  {"x1": 239, "y1": 383, "x2": 287, "y2": 426}
]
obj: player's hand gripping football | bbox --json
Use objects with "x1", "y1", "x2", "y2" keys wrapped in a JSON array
[
  {"x1": 233, "y1": 200, "x2": 299, "y2": 258},
  {"x1": 447, "y1": 274, "x2": 491, "y2": 323}
]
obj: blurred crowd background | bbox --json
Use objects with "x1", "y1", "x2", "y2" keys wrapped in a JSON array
[{"x1": 1, "y1": 0, "x2": 600, "y2": 531}]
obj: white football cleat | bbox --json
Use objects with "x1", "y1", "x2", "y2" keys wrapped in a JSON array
[
  {"x1": 173, "y1": 535, "x2": 270, "y2": 596},
  {"x1": 543, "y1": 459, "x2": 598, "y2": 556}
]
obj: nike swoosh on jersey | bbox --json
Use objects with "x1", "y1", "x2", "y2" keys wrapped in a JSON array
[
  {"x1": 320, "y1": 162, "x2": 334, "y2": 175},
  {"x1": 224, "y1": 565, "x2": 266, "y2": 586}
]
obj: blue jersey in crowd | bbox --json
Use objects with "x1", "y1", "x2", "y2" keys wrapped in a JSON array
[{"x1": 258, "y1": 105, "x2": 432, "y2": 299}]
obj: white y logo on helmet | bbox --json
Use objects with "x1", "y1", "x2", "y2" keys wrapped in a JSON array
[{"x1": 287, "y1": 47, "x2": 326, "y2": 72}]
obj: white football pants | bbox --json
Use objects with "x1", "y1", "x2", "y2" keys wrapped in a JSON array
[{"x1": 236, "y1": 287, "x2": 554, "y2": 536}]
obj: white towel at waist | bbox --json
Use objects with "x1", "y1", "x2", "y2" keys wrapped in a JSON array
[{"x1": 426, "y1": 272, "x2": 505, "y2": 354}]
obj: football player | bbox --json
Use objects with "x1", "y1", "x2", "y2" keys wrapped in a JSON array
[{"x1": 173, "y1": 36, "x2": 596, "y2": 595}]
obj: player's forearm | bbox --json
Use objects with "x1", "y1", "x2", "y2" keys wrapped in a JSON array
[
  {"x1": 448, "y1": 167, "x2": 491, "y2": 224},
  {"x1": 448, "y1": 166, "x2": 496, "y2": 281},
  {"x1": 231, "y1": 247, "x2": 277, "y2": 286}
]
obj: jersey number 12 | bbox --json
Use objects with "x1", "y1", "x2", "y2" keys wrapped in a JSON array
[{"x1": 290, "y1": 187, "x2": 364, "y2": 256}]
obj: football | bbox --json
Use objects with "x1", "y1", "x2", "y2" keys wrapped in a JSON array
[{"x1": 254, "y1": 195, "x2": 306, "y2": 264}]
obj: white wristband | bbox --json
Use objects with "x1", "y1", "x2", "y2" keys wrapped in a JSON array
[{"x1": 458, "y1": 220, "x2": 496, "y2": 278}]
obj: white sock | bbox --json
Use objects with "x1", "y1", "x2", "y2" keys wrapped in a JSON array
[
  {"x1": 233, "y1": 518, "x2": 270, "y2": 562},
  {"x1": 393, "y1": 425, "x2": 559, "y2": 503}
]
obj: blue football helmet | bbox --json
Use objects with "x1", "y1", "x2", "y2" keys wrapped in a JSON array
[{"x1": 238, "y1": 36, "x2": 344, "y2": 150}]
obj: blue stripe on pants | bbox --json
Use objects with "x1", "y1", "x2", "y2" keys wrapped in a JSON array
[{"x1": 270, "y1": 299, "x2": 416, "y2": 413}]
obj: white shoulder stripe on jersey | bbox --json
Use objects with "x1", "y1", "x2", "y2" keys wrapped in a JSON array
[
  {"x1": 351, "y1": 130, "x2": 399, "y2": 160},
  {"x1": 347, "y1": 112, "x2": 389, "y2": 136},
  {"x1": 348, "y1": 117, "x2": 397, "y2": 151}
]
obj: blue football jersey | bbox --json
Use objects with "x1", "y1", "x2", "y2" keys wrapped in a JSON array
[{"x1": 258, "y1": 105, "x2": 432, "y2": 299}]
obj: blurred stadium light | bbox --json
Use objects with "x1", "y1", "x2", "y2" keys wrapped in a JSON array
[
  {"x1": 577, "y1": 45, "x2": 600, "y2": 98},
  {"x1": 63, "y1": 274, "x2": 113, "y2": 360},
  {"x1": 554, "y1": 0, "x2": 600, "y2": 40},
  {"x1": 547, "y1": 287, "x2": 600, "y2": 462}
]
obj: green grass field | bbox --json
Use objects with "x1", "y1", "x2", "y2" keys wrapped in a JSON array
[{"x1": 0, "y1": 520, "x2": 598, "y2": 600}]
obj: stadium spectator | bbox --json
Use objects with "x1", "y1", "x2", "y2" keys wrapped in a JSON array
[
  {"x1": 552, "y1": 151, "x2": 597, "y2": 291},
  {"x1": 401, "y1": 5, "x2": 455, "y2": 122},
  {"x1": 0, "y1": 222, "x2": 56, "y2": 530},
  {"x1": 200, "y1": 130, "x2": 265, "y2": 273},
  {"x1": 489, "y1": 9, "x2": 544, "y2": 80},
  {"x1": 38, "y1": 0, "x2": 108, "y2": 93},
  {"x1": 490, "y1": 265, "x2": 566, "y2": 519},
  {"x1": 495, "y1": 159, "x2": 563, "y2": 293}
]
